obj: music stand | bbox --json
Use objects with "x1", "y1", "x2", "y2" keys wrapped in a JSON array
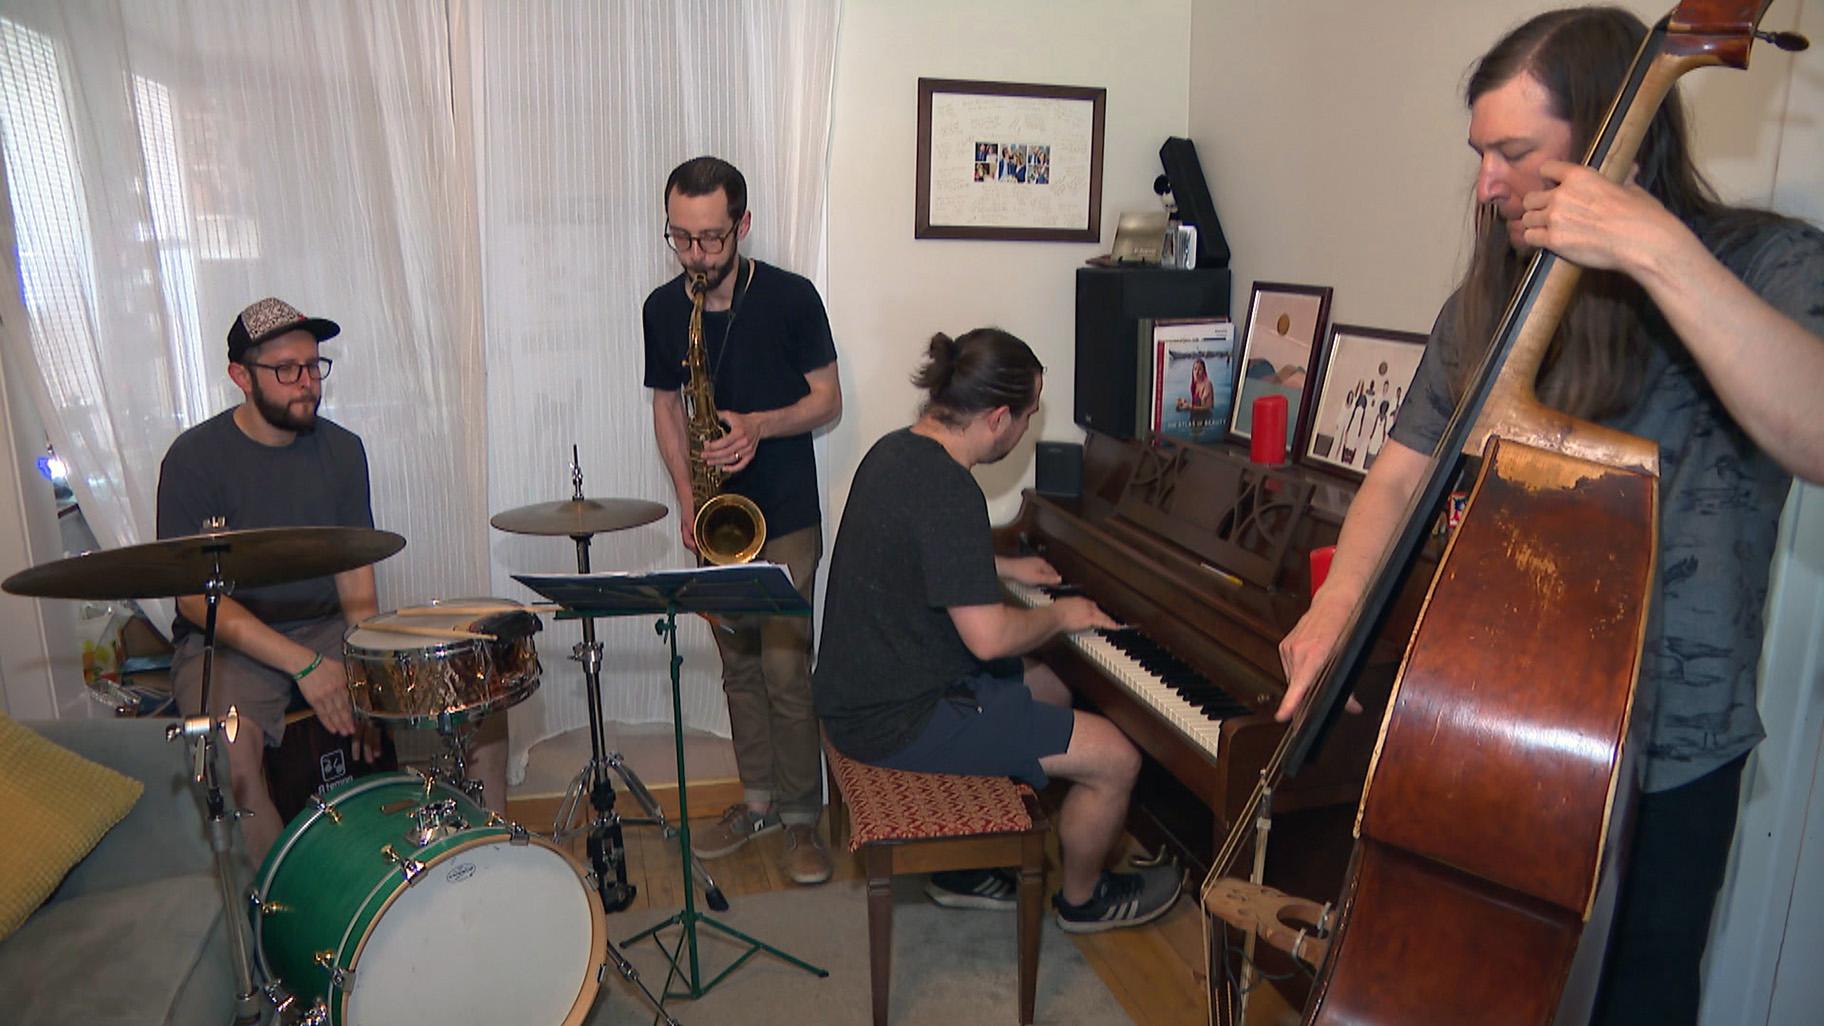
[{"x1": 515, "y1": 563, "x2": 829, "y2": 1001}]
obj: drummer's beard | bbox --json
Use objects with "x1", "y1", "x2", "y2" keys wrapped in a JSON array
[{"x1": 249, "y1": 376, "x2": 320, "y2": 434}]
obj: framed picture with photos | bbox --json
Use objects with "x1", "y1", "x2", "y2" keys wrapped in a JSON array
[
  {"x1": 915, "y1": 78, "x2": 1106, "y2": 241},
  {"x1": 1228, "y1": 281, "x2": 1333, "y2": 460},
  {"x1": 1302, "y1": 324, "x2": 1427, "y2": 480}
]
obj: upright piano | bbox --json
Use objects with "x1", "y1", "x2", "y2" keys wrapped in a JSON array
[{"x1": 997, "y1": 430, "x2": 1437, "y2": 891}]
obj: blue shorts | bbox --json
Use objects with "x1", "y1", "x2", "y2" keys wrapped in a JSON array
[{"x1": 870, "y1": 669, "x2": 1075, "y2": 788}]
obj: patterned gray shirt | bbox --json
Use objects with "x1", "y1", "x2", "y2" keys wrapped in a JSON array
[{"x1": 1392, "y1": 217, "x2": 1824, "y2": 792}]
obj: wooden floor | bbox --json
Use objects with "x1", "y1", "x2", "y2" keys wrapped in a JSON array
[{"x1": 509, "y1": 795, "x2": 1300, "y2": 1026}]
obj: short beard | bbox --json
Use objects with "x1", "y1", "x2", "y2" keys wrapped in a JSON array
[
  {"x1": 695, "y1": 243, "x2": 741, "y2": 293},
  {"x1": 249, "y1": 376, "x2": 319, "y2": 434}
]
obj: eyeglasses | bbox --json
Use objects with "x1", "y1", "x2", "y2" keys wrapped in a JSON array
[
  {"x1": 663, "y1": 223, "x2": 738, "y2": 255},
  {"x1": 244, "y1": 357, "x2": 333, "y2": 384}
]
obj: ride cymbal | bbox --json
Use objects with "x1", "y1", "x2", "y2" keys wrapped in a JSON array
[
  {"x1": 1, "y1": 526, "x2": 406, "y2": 600},
  {"x1": 489, "y1": 497, "x2": 667, "y2": 537}
]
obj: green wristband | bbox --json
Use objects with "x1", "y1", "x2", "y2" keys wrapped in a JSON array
[{"x1": 293, "y1": 653, "x2": 324, "y2": 682}]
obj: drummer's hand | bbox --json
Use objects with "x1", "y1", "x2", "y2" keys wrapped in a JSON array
[
  {"x1": 300, "y1": 658, "x2": 359, "y2": 736},
  {"x1": 350, "y1": 721, "x2": 383, "y2": 763}
]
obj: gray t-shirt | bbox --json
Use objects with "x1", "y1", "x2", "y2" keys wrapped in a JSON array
[
  {"x1": 1392, "y1": 217, "x2": 1824, "y2": 792},
  {"x1": 156, "y1": 408, "x2": 375, "y2": 639},
  {"x1": 813, "y1": 428, "x2": 1007, "y2": 761}
]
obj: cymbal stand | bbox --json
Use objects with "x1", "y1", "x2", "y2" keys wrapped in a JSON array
[
  {"x1": 164, "y1": 549, "x2": 262, "y2": 1025},
  {"x1": 542, "y1": 458, "x2": 691, "y2": 1025}
]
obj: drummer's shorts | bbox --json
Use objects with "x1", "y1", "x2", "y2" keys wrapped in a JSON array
[
  {"x1": 170, "y1": 616, "x2": 346, "y2": 747},
  {"x1": 866, "y1": 667, "x2": 1076, "y2": 789}
]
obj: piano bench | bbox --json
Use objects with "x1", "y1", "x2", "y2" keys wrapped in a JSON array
[{"x1": 823, "y1": 740, "x2": 1050, "y2": 1026}]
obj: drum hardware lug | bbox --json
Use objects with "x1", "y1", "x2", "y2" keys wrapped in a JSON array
[
  {"x1": 312, "y1": 951, "x2": 353, "y2": 988},
  {"x1": 298, "y1": 998, "x2": 331, "y2": 1026},
  {"x1": 252, "y1": 895, "x2": 289, "y2": 917},
  {"x1": 261, "y1": 982, "x2": 295, "y2": 1013},
  {"x1": 508, "y1": 821, "x2": 531, "y2": 846},
  {"x1": 407, "y1": 798, "x2": 467, "y2": 846},
  {"x1": 308, "y1": 793, "x2": 343, "y2": 824},
  {"x1": 380, "y1": 843, "x2": 427, "y2": 883}
]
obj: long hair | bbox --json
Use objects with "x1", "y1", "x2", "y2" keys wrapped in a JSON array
[
  {"x1": 912, "y1": 328, "x2": 1044, "y2": 428},
  {"x1": 1451, "y1": 6, "x2": 1770, "y2": 419}
]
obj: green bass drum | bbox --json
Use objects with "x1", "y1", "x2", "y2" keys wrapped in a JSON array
[{"x1": 252, "y1": 772, "x2": 605, "y2": 1025}]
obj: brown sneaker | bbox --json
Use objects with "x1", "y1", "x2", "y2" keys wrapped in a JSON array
[
  {"x1": 780, "y1": 823, "x2": 833, "y2": 885},
  {"x1": 692, "y1": 803, "x2": 781, "y2": 859}
]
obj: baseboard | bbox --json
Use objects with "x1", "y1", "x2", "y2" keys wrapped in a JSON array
[{"x1": 508, "y1": 776, "x2": 747, "y2": 828}]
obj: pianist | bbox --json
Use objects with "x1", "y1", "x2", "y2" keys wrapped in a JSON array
[{"x1": 813, "y1": 327, "x2": 1182, "y2": 933}]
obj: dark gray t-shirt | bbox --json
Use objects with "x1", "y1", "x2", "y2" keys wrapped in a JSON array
[
  {"x1": 813, "y1": 428, "x2": 1006, "y2": 761},
  {"x1": 1391, "y1": 217, "x2": 1824, "y2": 792},
  {"x1": 156, "y1": 408, "x2": 375, "y2": 639}
]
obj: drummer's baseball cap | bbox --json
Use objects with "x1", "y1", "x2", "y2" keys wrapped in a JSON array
[{"x1": 227, "y1": 297, "x2": 341, "y2": 362}]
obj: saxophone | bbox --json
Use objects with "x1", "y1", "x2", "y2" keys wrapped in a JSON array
[{"x1": 683, "y1": 272, "x2": 767, "y2": 564}]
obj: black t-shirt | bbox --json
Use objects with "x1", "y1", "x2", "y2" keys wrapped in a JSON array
[
  {"x1": 642, "y1": 260, "x2": 838, "y2": 537},
  {"x1": 812, "y1": 428, "x2": 1006, "y2": 761},
  {"x1": 155, "y1": 408, "x2": 374, "y2": 638}
]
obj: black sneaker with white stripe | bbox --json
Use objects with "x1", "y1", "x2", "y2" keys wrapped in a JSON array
[
  {"x1": 925, "y1": 868, "x2": 1019, "y2": 910},
  {"x1": 1052, "y1": 867, "x2": 1182, "y2": 933}
]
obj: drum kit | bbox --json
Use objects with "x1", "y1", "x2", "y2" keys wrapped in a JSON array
[{"x1": 0, "y1": 461, "x2": 699, "y2": 1026}]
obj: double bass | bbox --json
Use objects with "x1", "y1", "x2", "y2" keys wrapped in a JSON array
[{"x1": 1202, "y1": 4, "x2": 1802, "y2": 1024}]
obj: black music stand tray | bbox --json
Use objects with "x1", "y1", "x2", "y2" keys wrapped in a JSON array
[{"x1": 515, "y1": 563, "x2": 828, "y2": 1001}]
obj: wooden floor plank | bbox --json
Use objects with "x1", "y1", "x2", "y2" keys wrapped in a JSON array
[{"x1": 509, "y1": 797, "x2": 1265, "y2": 1026}]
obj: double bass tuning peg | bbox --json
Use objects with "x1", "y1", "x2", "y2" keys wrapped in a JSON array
[{"x1": 1755, "y1": 29, "x2": 1809, "y2": 52}]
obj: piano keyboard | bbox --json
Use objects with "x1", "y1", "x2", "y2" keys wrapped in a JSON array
[{"x1": 1005, "y1": 580, "x2": 1255, "y2": 760}]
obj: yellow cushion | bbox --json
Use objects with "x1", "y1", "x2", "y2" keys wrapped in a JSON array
[{"x1": 0, "y1": 712, "x2": 143, "y2": 941}]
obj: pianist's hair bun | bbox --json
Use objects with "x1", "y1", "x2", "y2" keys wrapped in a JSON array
[{"x1": 913, "y1": 328, "x2": 1045, "y2": 427}]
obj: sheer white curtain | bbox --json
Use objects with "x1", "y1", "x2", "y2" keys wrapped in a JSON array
[
  {"x1": 463, "y1": 0, "x2": 841, "y2": 773},
  {"x1": 0, "y1": 0, "x2": 840, "y2": 778},
  {"x1": 0, "y1": 1, "x2": 489, "y2": 642}
]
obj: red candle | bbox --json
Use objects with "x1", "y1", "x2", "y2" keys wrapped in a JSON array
[
  {"x1": 1250, "y1": 394, "x2": 1288, "y2": 465},
  {"x1": 1309, "y1": 544, "x2": 1336, "y2": 598}
]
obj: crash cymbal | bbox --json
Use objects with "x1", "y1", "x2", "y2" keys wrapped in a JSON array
[
  {"x1": 1, "y1": 526, "x2": 406, "y2": 600},
  {"x1": 489, "y1": 497, "x2": 667, "y2": 537}
]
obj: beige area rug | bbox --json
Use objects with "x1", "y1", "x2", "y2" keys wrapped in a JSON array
[{"x1": 586, "y1": 877, "x2": 1135, "y2": 1026}]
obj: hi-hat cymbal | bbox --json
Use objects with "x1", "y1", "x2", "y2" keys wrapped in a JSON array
[
  {"x1": 489, "y1": 497, "x2": 668, "y2": 537},
  {"x1": 1, "y1": 526, "x2": 406, "y2": 600}
]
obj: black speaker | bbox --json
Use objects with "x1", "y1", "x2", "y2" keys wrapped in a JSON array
[
  {"x1": 1075, "y1": 266, "x2": 1231, "y2": 439},
  {"x1": 1159, "y1": 137, "x2": 1231, "y2": 269},
  {"x1": 1035, "y1": 441, "x2": 1083, "y2": 499}
]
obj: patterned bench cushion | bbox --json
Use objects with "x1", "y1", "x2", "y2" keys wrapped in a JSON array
[{"x1": 827, "y1": 744, "x2": 1035, "y2": 852}]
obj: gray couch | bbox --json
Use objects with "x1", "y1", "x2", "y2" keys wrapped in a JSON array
[{"x1": 0, "y1": 717, "x2": 238, "y2": 1025}]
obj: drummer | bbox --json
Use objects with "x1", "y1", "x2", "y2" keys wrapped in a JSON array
[{"x1": 155, "y1": 297, "x2": 504, "y2": 859}]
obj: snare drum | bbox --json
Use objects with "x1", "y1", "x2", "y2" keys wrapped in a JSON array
[
  {"x1": 253, "y1": 773, "x2": 605, "y2": 1026},
  {"x1": 343, "y1": 598, "x2": 542, "y2": 723}
]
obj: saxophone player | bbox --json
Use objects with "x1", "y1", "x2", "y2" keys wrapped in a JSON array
[{"x1": 643, "y1": 156, "x2": 842, "y2": 886}]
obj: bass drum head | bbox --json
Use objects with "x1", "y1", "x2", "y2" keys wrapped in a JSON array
[{"x1": 344, "y1": 834, "x2": 604, "y2": 1025}]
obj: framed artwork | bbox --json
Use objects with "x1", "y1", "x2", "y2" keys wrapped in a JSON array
[
  {"x1": 1149, "y1": 318, "x2": 1235, "y2": 445},
  {"x1": 915, "y1": 78, "x2": 1106, "y2": 242},
  {"x1": 1228, "y1": 281, "x2": 1334, "y2": 461},
  {"x1": 1302, "y1": 324, "x2": 1427, "y2": 480}
]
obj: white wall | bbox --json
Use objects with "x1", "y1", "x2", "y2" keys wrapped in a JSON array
[
  {"x1": 826, "y1": 0, "x2": 1192, "y2": 523},
  {"x1": 1186, "y1": 0, "x2": 1814, "y2": 333}
]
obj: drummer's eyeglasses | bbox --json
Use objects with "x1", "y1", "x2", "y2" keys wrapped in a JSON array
[
  {"x1": 663, "y1": 222, "x2": 738, "y2": 255},
  {"x1": 243, "y1": 357, "x2": 333, "y2": 384}
]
